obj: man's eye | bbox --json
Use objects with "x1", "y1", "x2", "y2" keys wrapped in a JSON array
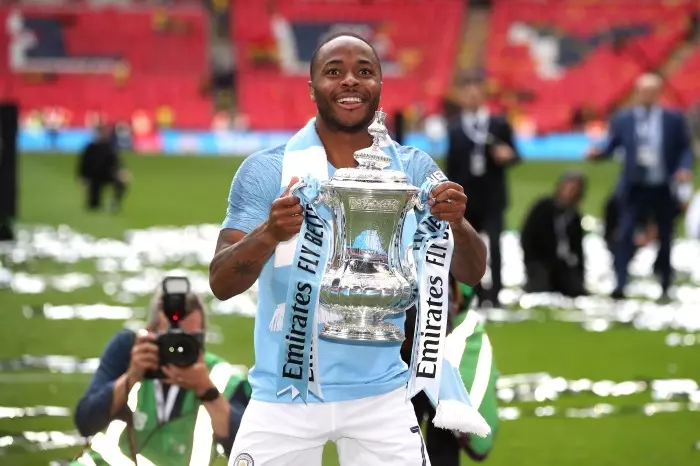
[
  {"x1": 326, "y1": 69, "x2": 340, "y2": 75},
  {"x1": 359, "y1": 68, "x2": 373, "y2": 75}
]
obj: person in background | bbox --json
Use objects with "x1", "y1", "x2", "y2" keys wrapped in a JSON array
[
  {"x1": 70, "y1": 281, "x2": 250, "y2": 466},
  {"x1": 686, "y1": 188, "x2": 700, "y2": 239},
  {"x1": 604, "y1": 188, "x2": 659, "y2": 266},
  {"x1": 77, "y1": 123, "x2": 127, "y2": 213},
  {"x1": 401, "y1": 275, "x2": 500, "y2": 465},
  {"x1": 686, "y1": 102, "x2": 700, "y2": 161},
  {"x1": 446, "y1": 76, "x2": 521, "y2": 308},
  {"x1": 521, "y1": 171, "x2": 587, "y2": 297},
  {"x1": 586, "y1": 73, "x2": 693, "y2": 302}
]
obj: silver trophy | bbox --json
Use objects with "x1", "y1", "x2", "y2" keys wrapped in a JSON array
[{"x1": 315, "y1": 109, "x2": 422, "y2": 342}]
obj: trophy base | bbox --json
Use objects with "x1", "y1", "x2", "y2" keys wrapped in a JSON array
[{"x1": 320, "y1": 321, "x2": 405, "y2": 342}]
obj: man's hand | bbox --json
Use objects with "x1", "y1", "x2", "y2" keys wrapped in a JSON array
[
  {"x1": 674, "y1": 168, "x2": 693, "y2": 183},
  {"x1": 116, "y1": 168, "x2": 131, "y2": 184},
  {"x1": 492, "y1": 144, "x2": 515, "y2": 164},
  {"x1": 585, "y1": 147, "x2": 602, "y2": 160},
  {"x1": 162, "y1": 353, "x2": 214, "y2": 397},
  {"x1": 428, "y1": 181, "x2": 468, "y2": 224},
  {"x1": 263, "y1": 176, "x2": 304, "y2": 242},
  {"x1": 127, "y1": 330, "x2": 159, "y2": 382}
]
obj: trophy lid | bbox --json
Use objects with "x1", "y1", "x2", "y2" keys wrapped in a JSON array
[{"x1": 328, "y1": 109, "x2": 417, "y2": 190}]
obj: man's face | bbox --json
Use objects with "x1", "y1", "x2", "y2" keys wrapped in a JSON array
[
  {"x1": 309, "y1": 36, "x2": 382, "y2": 133},
  {"x1": 462, "y1": 84, "x2": 484, "y2": 110},
  {"x1": 155, "y1": 308, "x2": 203, "y2": 334},
  {"x1": 97, "y1": 125, "x2": 110, "y2": 140},
  {"x1": 558, "y1": 179, "x2": 584, "y2": 206},
  {"x1": 637, "y1": 84, "x2": 660, "y2": 107}
]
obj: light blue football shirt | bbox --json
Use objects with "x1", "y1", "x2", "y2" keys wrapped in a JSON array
[{"x1": 221, "y1": 143, "x2": 445, "y2": 403}]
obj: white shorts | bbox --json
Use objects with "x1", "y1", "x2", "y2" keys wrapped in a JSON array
[{"x1": 228, "y1": 386, "x2": 430, "y2": 466}]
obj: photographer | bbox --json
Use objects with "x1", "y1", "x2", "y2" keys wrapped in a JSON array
[
  {"x1": 70, "y1": 278, "x2": 250, "y2": 465},
  {"x1": 401, "y1": 276, "x2": 500, "y2": 465}
]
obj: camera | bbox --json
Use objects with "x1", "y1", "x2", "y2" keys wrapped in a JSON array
[{"x1": 145, "y1": 276, "x2": 204, "y2": 379}]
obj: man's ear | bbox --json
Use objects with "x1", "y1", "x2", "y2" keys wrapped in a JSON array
[{"x1": 308, "y1": 81, "x2": 315, "y2": 101}]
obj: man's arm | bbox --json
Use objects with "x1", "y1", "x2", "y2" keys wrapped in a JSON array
[
  {"x1": 199, "y1": 388, "x2": 232, "y2": 441},
  {"x1": 209, "y1": 226, "x2": 279, "y2": 300},
  {"x1": 412, "y1": 150, "x2": 487, "y2": 286},
  {"x1": 677, "y1": 112, "x2": 694, "y2": 172},
  {"x1": 589, "y1": 113, "x2": 623, "y2": 160},
  {"x1": 498, "y1": 116, "x2": 521, "y2": 165},
  {"x1": 209, "y1": 153, "x2": 299, "y2": 301},
  {"x1": 449, "y1": 218, "x2": 487, "y2": 286},
  {"x1": 74, "y1": 331, "x2": 133, "y2": 437},
  {"x1": 214, "y1": 381, "x2": 250, "y2": 457},
  {"x1": 573, "y1": 212, "x2": 586, "y2": 274},
  {"x1": 520, "y1": 198, "x2": 554, "y2": 262},
  {"x1": 77, "y1": 144, "x2": 91, "y2": 180}
]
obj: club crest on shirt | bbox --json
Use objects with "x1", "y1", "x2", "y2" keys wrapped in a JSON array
[{"x1": 234, "y1": 453, "x2": 254, "y2": 466}]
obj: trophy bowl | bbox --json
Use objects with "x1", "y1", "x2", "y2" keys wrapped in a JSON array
[{"x1": 315, "y1": 110, "x2": 421, "y2": 342}]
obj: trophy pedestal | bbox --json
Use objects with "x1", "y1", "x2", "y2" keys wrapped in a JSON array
[{"x1": 321, "y1": 313, "x2": 405, "y2": 342}]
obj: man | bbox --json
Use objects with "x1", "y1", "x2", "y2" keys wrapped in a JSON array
[
  {"x1": 587, "y1": 73, "x2": 694, "y2": 302},
  {"x1": 446, "y1": 77, "x2": 520, "y2": 308},
  {"x1": 77, "y1": 123, "x2": 127, "y2": 212},
  {"x1": 209, "y1": 33, "x2": 487, "y2": 465},
  {"x1": 520, "y1": 171, "x2": 588, "y2": 297},
  {"x1": 402, "y1": 276, "x2": 500, "y2": 465},
  {"x1": 70, "y1": 283, "x2": 250, "y2": 465}
]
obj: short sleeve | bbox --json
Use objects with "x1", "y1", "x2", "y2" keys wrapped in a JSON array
[
  {"x1": 406, "y1": 147, "x2": 445, "y2": 186},
  {"x1": 221, "y1": 149, "x2": 282, "y2": 233}
]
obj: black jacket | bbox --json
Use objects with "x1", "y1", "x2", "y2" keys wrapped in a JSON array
[
  {"x1": 445, "y1": 113, "x2": 520, "y2": 214},
  {"x1": 520, "y1": 196, "x2": 584, "y2": 273}
]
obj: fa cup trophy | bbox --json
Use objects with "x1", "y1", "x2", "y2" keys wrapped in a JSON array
[{"x1": 314, "y1": 109, "x2": 422, "y2": 342}]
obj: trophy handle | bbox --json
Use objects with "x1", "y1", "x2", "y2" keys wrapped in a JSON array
[{"x1": 411, "y1": 192, "x2": 426, "y2": 211}]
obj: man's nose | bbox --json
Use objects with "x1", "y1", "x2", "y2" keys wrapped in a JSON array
[{"x1": 340, "y1": 72, "x2": 360, "y2": 87}]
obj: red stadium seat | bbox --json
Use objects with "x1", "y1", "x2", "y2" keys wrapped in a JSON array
[
  {"x1": 486, "y1": 0, "x2": 691, "y2": 133},
  {"x1": 0, "y1": 5, "x2": 210, "y2": 128}
]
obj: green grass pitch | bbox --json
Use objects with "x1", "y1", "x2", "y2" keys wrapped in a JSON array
[{"x1": 0, "y1": 153, "x2": 698, "y2": 465}]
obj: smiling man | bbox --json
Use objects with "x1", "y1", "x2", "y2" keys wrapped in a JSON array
[{"x1": 210, "y1": 32, "x2": 487, "y2": 466}]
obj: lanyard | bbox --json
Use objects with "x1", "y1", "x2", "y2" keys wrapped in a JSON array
[
  {"x1": 636, "y1": 109, "x2": 655, "y2": 145},
  {"x1": 153, "y1": 380, "x2": 180, "y2": 424}
]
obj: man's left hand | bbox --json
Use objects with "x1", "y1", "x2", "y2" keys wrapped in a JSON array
[
  {"x1": 162, "y1": 354, "x2": 214, "y2": 397},
  {"x1": 428, "y1": 182, "x2": 467, "y2": 224}
]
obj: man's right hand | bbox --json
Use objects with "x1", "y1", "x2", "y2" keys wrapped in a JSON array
[
  {"x1": 585, "y1": 147, "x2": 602, "y2": 160},
  {"x1": 264, "y1": 176, "x2": 304, "y2": 242},
  {"x1": 127, "y1": 330, "x2": 159, "y2": 382}
]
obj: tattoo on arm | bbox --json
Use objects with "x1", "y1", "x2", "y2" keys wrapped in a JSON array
[{"x1": 231, "y1": 259, "x2": 257, "y2": 275}]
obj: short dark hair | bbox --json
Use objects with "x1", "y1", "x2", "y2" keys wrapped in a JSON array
[
  {"x1": 309, "y1": 31, "x2": 382, "y2": 79},
  {"x1": 556, "y1": 169, "x2": 587, "y2": 197},
  {"x1": 458, "y1": 70, "x2": 486, "y2": 87}
]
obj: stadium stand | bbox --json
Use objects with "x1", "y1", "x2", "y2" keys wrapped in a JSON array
[
  {"x1": 1, "y1": 5, "x2": 210, "y2": 129},
  {"x1": 663, "y1": 47, "x2": 700, "y2": 107},
  {"x1": 485, "y1": 0, "x2": 693, "y2": 134},
  {"x1": 232, "y1": 0, "x2": 465, "y2": 130}
]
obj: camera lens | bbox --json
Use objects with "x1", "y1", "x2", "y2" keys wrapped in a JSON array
[{"x1": 159, "y1": 332, "x2": 200, "y2": 367}]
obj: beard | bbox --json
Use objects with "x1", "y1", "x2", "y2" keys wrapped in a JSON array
[{"x1": 315, "y1": 92, "x2": 381, "y2": 133}]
